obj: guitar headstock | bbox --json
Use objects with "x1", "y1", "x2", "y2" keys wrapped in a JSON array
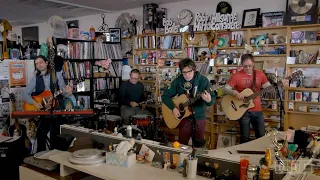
[
  {"x1": 47, "y1": 37, "x2": 53, "y2": 49},
  {"x1": 9, "y1": 93, "x2": 16, "y2": 103}
]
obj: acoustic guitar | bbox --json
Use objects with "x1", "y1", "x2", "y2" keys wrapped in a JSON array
[
  {"x1": 221, "y1": 70, "x2": 303, "y2": 120},
  {"x1": 162, "y1": 85, "x2": 224, "y2": 129},
  {"x1": 23, "y1": 77, "x2": 85, "y2": 111}
]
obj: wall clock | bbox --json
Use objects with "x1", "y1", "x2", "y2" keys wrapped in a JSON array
[{"x1": 178, "y1": 9, "x2": 193, "y2": 26}]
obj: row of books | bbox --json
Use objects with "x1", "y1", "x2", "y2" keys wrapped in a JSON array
[
  {"x1": 58, "y1": 42, "x2": 122, "y2": 60},
  {"x1": 94, "y1": 77, "x2": 121, "y2": 91},
  {"x1": 288, "y1": 91, "x2": 320, "y2": 102},
  {"x1": 94, "y1": 43, "x2": 122, "y2": 60},
  {"x1": 157, "y1": 35, "x2": 182, "y2": 49},
  {"x1": 63, "y1": 61, "x2": 91, "y2": 79},
  {"x1": 134, "y1": 36, "x2": 156, "y2": 49},
  {"x1": 60, "y1": 42, "x2": 94, "y2": 59}
]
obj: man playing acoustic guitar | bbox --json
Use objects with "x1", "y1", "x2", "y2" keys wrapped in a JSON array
[
  {"x1": 223, "y1": 54, "x2": 272, "y2": 144},
  {"x1": 22, "y1": 55, "x2": 72, "y2": 152},
  {"x1": 161, "y1": 58, "x2": 216, "y2": 145}
]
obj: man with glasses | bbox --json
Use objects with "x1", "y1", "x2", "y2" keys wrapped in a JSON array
[
  {"x1": 223, "y1": 54, "x2": 272, "y2": 144},
  {"x1": 161, "y1": 58, "x2": 216, "y2": 145},
  {"x1": 120, "y1": 69, "x2": 152, "y2": 125}
]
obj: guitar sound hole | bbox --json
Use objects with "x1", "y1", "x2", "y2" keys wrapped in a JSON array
[
  {"x1": 243, "y1": 97, "x2": 249, "y2": 104},
  {"x1": 178, "y1": 103, "x2": 184, "y2": 112}
]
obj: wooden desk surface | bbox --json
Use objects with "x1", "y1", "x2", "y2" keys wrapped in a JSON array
[
  {"x1": 20, "y1": 164, "x2": 89, "y2": 180},
  {"x1": 49, "y1": 151, "x2": 207, "y2": 180}
]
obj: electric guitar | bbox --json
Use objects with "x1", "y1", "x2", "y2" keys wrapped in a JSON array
[
  {"x1": 221, "y1": 70, "x2": 303, "y2": 120},
  {"x1": 8, "y1": 93, "x2": 32, "y2": 152},
  {"x1": 23, "y1": 77, "x2": 85, "y2": 111},
  {"x1": 162, "y1": 85, "x2": 224, "y2": 129}
]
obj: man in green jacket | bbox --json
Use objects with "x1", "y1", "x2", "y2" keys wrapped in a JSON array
[{"x1": 161, "y1": 58, "x2": 216, "y2": 145}]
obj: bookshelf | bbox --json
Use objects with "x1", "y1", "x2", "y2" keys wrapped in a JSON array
[
  {"x1": 127, "y1": 24, "x2": 320, "y2": 149},
  {"x1": 56, "y1": 37, "x2": 123, "y2": 109}
]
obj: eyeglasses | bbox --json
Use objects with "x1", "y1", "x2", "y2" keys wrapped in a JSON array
[
  {"x1": 182, "y1": 70, "x2": 193, "y2": 75},
  {"x1": 131, "y1": 77, "x2": 139, "y2": 80}
]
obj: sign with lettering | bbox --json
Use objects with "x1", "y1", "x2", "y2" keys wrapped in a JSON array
[
  {"x1": 193, "y1": 12, "x2": 241, "y2": 31},
  {"x1": 163, "y1": 18, "x2": 179, "y2": 34}
]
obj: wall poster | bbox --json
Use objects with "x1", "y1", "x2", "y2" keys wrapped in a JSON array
[{"x1": 9, "y1": 61, "x2": 26, "y2": 87}]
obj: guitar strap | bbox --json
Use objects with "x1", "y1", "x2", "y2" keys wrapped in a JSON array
[
  {"x1": 252, "y1": 69, "x2": 256, "y2": 91},
  {"x1": 48, "y1": 37, "x2": 57, "y2": 94}
]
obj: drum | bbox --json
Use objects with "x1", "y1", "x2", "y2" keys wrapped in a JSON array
[
  {"x1": 100, "y1": 115, "x2": 122, "y2": 131},
  {"x1": 131, "y1": 114, "x2": 152, "y2": 127}
]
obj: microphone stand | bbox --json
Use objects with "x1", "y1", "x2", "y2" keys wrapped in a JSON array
[{"x1": 272, "y1": 82, "x2": 285, "y2": 131}]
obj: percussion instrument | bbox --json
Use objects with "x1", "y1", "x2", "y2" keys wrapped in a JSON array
[
  {"x1": 131, "y1": 114, "x2": 153, "y2": 127},
  {"x1": 99, "y1": 115, "x2": 122, "y2": 131}
]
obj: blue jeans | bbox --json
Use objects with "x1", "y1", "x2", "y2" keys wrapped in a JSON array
[{"x1": 238, "y1": 111, "x2": 265, "y2": 144}]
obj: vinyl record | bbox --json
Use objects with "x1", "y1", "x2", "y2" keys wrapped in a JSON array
[
  {"x1": 216, "y1": 1, "x2": 232, "y2": 14},
  {"x1": 291, "y1": 0, "x2": 314, "y2": 14}
]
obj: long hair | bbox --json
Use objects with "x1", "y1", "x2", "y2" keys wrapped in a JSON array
[{"x1": 34, "y1": 55, "x2": 51, "y2": 76}]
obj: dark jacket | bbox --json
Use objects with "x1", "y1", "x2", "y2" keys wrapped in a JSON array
[{"x1": 161, "y1": 72, "x2": 216, "y2": 121}]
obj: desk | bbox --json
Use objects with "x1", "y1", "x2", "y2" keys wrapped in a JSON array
[{"x1": 45, "y1": 151, "x2": 207, "y2": 180}]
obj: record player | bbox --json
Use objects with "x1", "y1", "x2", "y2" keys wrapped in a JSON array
[{"x1": 286, "y1": 0, "x2": 318, "y2": 25}]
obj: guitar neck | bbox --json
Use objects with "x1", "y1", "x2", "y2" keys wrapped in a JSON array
[
  {"x1": 183, "y1": 86, "x2": 216, "y2": 107},
  {"x1": 247, "y1": 85, "x2": 273, "y2": 100}
]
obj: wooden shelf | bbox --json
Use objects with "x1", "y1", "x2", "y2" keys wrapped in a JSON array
[
  {"x1": 215, "y1": 64, "x2": 240, "y2": 67},
  {"x1": 286, "y1": 64, "x2": 320, "y2": 68},
  {"x1": 158, "y1": 49, "x2": 183, "y2": 51},
  {"x1": 290, "y1": 42, "x2": 320, "y2": 46},
  {"x1": 253, "y1": 54, "x2": 286, "y2": 57},
  {"x1": 288, "y1": 111, "x2": 320, "y2": 116},
  {"x1": 251, "y1": 44, "x2": 286, "y2": 47},
  {"x1": 249, "y1": 26, "x2": 287, "y2": 31},
  {"x1": 286, "y1": 87, "x2": 320, "y2": 91},
  {"x1": 288, "y1": 100, "x2": 320, "y2": 104},
  {"x1": 157, "y1": 33, "x2": 182, "y2": 36},
  {"x1": 217, "y1": 46, "x2": 245, "y2": 50}
]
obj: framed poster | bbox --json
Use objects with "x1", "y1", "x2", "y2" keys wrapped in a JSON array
[
  {"x1": 9, "y1": 61, "x2": 26, "y2": 87},
  {"x1": 242, "y1": 8, "x2": 260, "y2": 28}
]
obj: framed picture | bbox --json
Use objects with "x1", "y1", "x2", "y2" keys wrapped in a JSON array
[
  {"x1": 109, "y1": 28, "x2": 121, "y2": 43},
  {"x1": 261, "y1": 11, "x2": 284, "y2": 27},
  {"x1": 242, "y1": 8, "x2": 260, "y2": 28}
]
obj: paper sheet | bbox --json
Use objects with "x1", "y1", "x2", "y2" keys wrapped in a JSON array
[{"x1": 0, "y1": 61, "x2": 9, "y2": 79}]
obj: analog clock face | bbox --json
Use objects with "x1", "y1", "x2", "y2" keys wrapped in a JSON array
[{"x1": 178, "y1": 9, "x2": 193, "y2": 26}]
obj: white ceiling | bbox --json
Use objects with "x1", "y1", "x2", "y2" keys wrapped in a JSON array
[{"x1": 0, "y1": 0, "x2": 187, "y2": 26}]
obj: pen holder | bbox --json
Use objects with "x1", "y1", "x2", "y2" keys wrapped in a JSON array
[{"x1": 186, "y1": 158, "x2": 198, "y2": 179}]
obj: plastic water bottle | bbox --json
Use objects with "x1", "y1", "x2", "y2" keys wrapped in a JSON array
[{"x1": 126, "y1": 125, "x2": 132, "y2": 137}]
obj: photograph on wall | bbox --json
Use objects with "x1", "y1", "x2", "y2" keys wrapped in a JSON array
[
  {"x1": 242, "y1": 8, "x2": 260, "y2": 28},
  {"x1": 0, "y1": 103, "x2": 9, "y2": 118},
  {"x1": 9, "y1": 61, "x2": 26, "y2": 87},
  {"x1": 10, "y1": 87, "x2": 24, "y2": 111},
  {"x1": 262, "y1": 11, "x2": 285, "y2": 27},
  {"x1": 0, "y1": 79, "x2": 10, "y2": 103},
  {"x1": 109, "y1": 28, "x2": 121, "y2": 43}
]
